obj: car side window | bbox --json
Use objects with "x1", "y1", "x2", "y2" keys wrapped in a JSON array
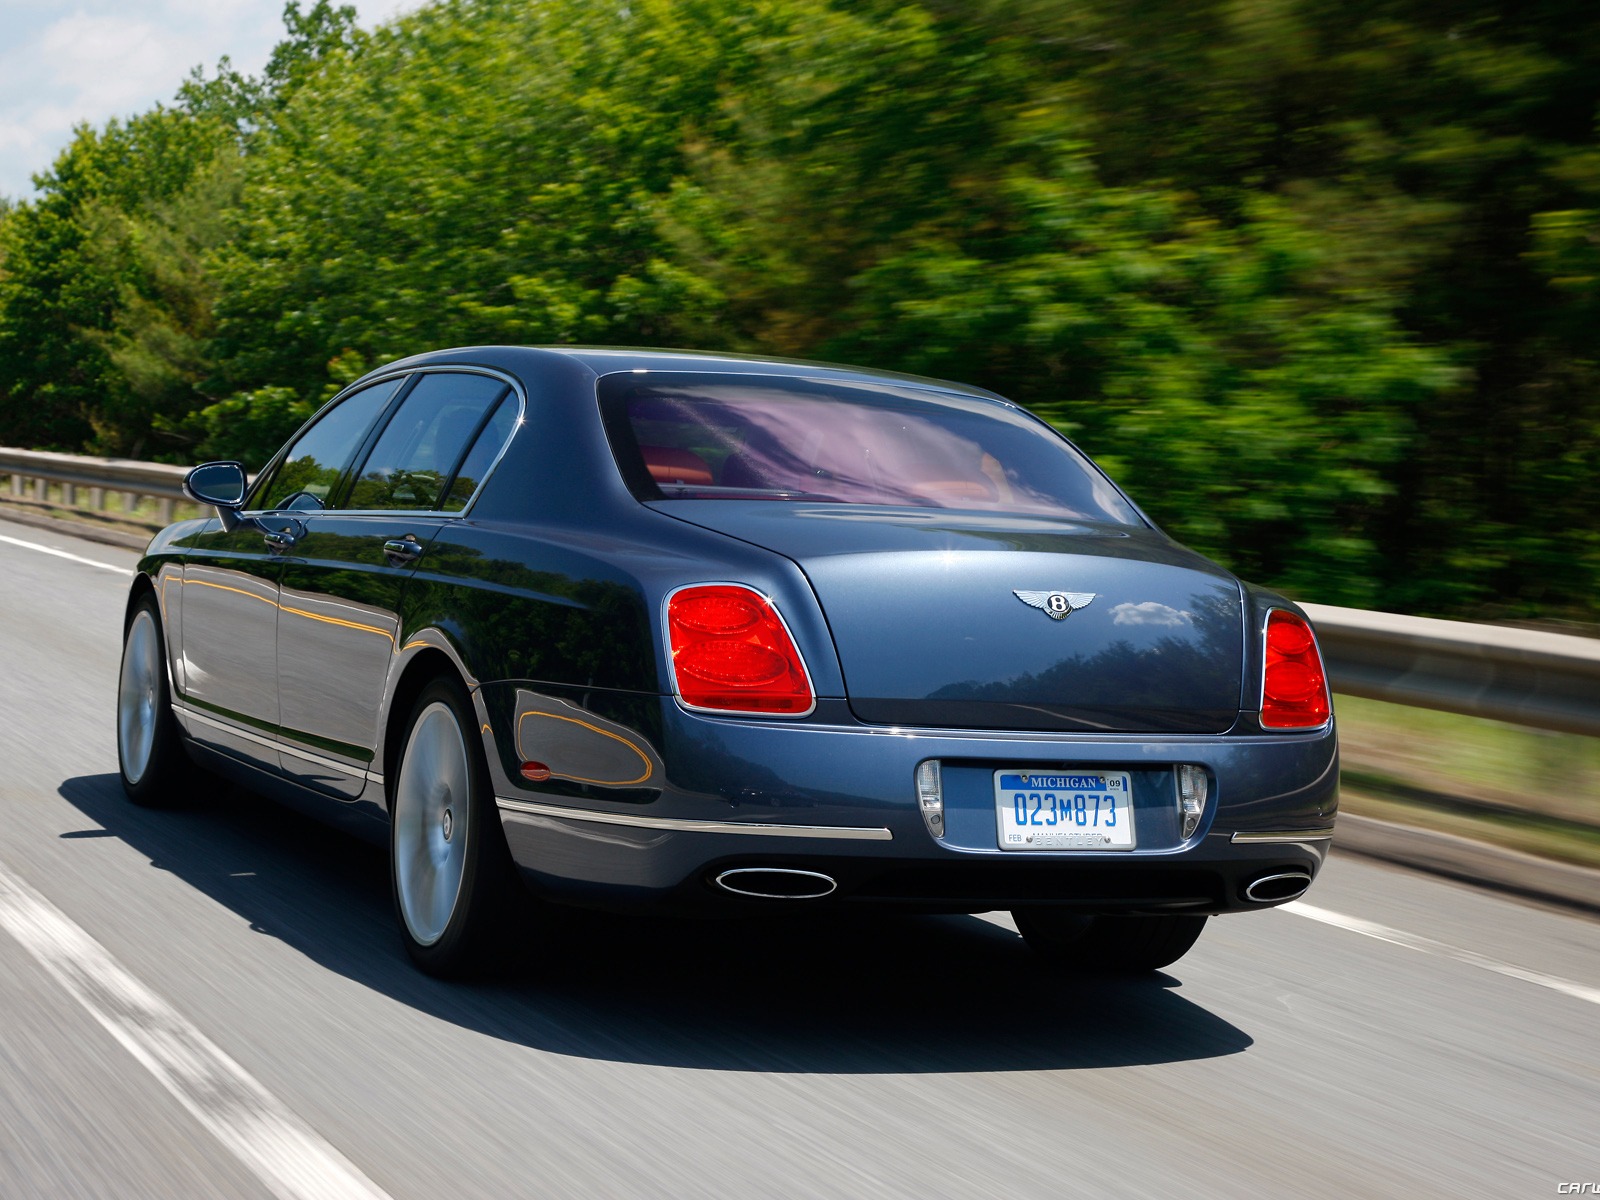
[
  {"x1": 345, "y1": 372, "x2": 510, "y2": 511},
  {"x1": 440, "y1": 391, "x2": 518, "y2": 511},
  {"x1": 253, "y1": 379, "x2": 403, "y2": 512}
]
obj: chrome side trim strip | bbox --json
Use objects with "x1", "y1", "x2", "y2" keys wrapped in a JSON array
[
  {"x1": 175, "y1": 704, "x2": 381, "y2": 785},
  {"x1": 1231, "y1": 829, "x2": 1336, "y2": 844},
  {"x1": 276, "y1": 743, "x2": 380, "y2": 784},
  {"x1": 175, "y1": 704, "x2": 280, "y2": 754},
  {"x1": 497, "y1": 796, "x2": 893, "y2": 841}
]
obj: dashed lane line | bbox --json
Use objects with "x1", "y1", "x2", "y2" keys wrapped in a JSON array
[
  {"x1": 0, "y1": 531, "x2": 134, "y2": 576},
  {"x1": 0, "y1": 858, "x2": 393, "y2": 1200},
  {"x1": 1283, "y1": 900, "x2": 1600, "y2": 1007}
]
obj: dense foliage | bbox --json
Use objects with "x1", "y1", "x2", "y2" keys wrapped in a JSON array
[{"x1": 1, "y1": 0, "x2": 1596, "y2": 619}]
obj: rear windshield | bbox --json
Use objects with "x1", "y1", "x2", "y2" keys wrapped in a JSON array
[{"x1": 598, "y1": 372, "x2": 1141, "y2": 524}]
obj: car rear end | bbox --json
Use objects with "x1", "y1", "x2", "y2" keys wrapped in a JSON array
[{"x1": 490, "y1": 363, "x2": 1337, "y2": 920}]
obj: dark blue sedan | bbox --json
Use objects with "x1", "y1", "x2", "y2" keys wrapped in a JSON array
[{"x1": 116, "y1": 347, "x2": 1337, "y2": 975}]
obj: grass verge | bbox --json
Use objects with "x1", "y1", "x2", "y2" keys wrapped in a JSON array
[
  {"x1": 1335, "y1": 693, "x2": 1600, "y2": 871},
  {"x1": 1338, "y1": 781, "x2": 1600, "y2": 871},
  {"x1": 0, "y1": 494, "x2": 183, "y2": 538}
]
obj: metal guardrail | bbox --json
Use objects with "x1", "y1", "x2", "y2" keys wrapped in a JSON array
[
  {"x1": 1304, "y1": 603, "x2": 1600, "y2": 737},
  {"x1": 0, "y1": 446, "x2": 1595, "y2": 738},
  {"x1": 0, "y1": 447, "x2": 191, "y2": 526}
]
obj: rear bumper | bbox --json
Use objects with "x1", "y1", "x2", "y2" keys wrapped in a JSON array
[
  {"x1": 484, "y1": 688, "x2": 1338, "y2": 916},
  {"x1": 499, "y1": 809, "x2": 1326, "y2": 915}
]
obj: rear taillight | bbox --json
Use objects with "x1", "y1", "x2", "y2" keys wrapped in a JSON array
[
  {"x1": 1260, "y1": 609, "x2": 1331, "y2": 730},
  {"x1": 666, "y1": 584, "x2": 814, "y2": 715}
]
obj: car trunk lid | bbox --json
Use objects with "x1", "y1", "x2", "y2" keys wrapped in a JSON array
[{"x1": 653, "y1": 502, "x2": 1246, "y2": 733}]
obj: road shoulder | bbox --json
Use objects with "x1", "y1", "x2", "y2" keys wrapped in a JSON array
[{"x1": 1333, "y1": 811, "x2": 1600, "y2": 918}]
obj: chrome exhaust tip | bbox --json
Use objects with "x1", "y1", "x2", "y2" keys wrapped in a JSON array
[
  {"x1": 1244, "y1": 870, "x2": 1313, "y2": 903},
  {"x1": 1241, "y1": 876, "x2": 1305, "y2": 902},
  {"x1": 713, "y1": 868, "x2": 837, "y2": 900}
]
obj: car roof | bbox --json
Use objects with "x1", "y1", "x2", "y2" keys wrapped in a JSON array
[{"x1": 367, "y1": 345, "x2": 1013, "y2": 406}]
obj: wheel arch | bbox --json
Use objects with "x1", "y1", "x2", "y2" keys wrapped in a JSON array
[
  {"x1": 123, "y1": 572, "x2": 156, "y2": 629},
  {"x1": 124, "y1": 569, "x2": 186, "y2": 701},
  {"x1": 380, "y1": 646, "x2": 479, "y2": 815}
]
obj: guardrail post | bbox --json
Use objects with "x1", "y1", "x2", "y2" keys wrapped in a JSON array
[
  {"x1": 158, "y1": 498, "x2": 174, "y2": 524},
  {"x1": 122, "y1": 492, "x2": 138, "y2": 514},
  {"x1": 34, "y1": 477, "x2": 48, "y2": 503},
  {"x1": 89, "y1": 487, "x2": 105, "y2": 510},
  {"x1": 61, "y1": 482, "x2": 75, "y2": 507},
  {"x1": 8, "y1": 473, "x2": 20, "y2": 497}
]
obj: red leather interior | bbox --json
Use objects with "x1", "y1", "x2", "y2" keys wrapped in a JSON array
[{"x1": 641, "y1": 445, "x2": 714, "y2": 485}]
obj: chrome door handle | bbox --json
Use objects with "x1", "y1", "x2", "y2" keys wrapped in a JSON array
[
  {"x1": 383, "y1": 537, "x2": 423, "y2": 564},
  {"x1": 263, "y1": 529, "x2": 297, "y2": 552}
]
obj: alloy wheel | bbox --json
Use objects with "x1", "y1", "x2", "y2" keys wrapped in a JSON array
[
  {"x1": 393, "y1": 701, "x2": 472, "y2": 946},
  {"x1": 117, "y1": 608, "x2": 162, "y2": 787}
]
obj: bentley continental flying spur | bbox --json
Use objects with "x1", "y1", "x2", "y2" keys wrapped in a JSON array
[{"x1": 116, "y1": 346, "x2": 1338, "y2": 976}]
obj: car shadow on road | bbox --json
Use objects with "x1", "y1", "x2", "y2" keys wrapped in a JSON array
[{"x1": 59, "y1": 773, "x2": 1252, "y2": 1073}]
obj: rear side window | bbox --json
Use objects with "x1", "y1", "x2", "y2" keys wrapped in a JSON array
[
  {"x1": 599, "y1": 372, "x2": 1141, "y2": 524},
  {"x1": 441, "y1": 391, "x2": 518, "y2": 511},
  {"x1": 346, "y1": 372, "x2": 509, "y2": 511},
  {"x1": 255, "y1": 378, "x2": 402, "y2": 511}
]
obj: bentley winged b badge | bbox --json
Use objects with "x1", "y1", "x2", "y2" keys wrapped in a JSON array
[{"x1": 1014, "y1": 590, "x2": 1096, "y2": 621}]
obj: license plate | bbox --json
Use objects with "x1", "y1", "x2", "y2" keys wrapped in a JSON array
[{"x1": 994, "y1": 771, "x2": 1135, "y2": 850}]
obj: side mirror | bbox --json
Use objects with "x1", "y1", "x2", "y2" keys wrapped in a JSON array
[{"x1": 184, "y1": 461, "x2": 248, "y2": 530}]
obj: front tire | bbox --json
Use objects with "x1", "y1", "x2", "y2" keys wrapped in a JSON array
[
  {"x1": 1012, "y1": 908, "x2": 1208, "y2": 973},
  {"x1": 117, "y1": 592, "x2": 195, "y2": 806},
  {"x1": 390, "y1": 677, "x2": 519, "y2": 976}
]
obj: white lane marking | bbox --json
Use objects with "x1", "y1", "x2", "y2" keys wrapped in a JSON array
[
  {"x1": 1284, "y1": 901, "x2": 1600, "y2": 1007},
  {"x1": 0, "y1": 532, "x2": 134, "y2": 576},
  {"x1": 0, "y1": 861, "x2": 392, "y2": 1200}
]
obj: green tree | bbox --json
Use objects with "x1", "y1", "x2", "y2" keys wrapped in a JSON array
[
  {"x1": 639, "y1": 0, "x2": 1598, "y2": 616},
  {"x1": 0, "y1": 108, "x2": 231, "y2": 450},
  {"x1": 1, "y1": 0, "x2": 1596, "y2": 618},
  {"x1": 0, "y1": 1, "x2": 368, "y2": 458},
  {"x1": 79, "y1": 148, "x2": 244, "y2": 456},
  {"x1": 207, "y1": 0, "x2": 775, "y2": 411}
]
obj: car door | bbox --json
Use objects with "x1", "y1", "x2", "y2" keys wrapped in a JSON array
[
  {"x1": 175, "y1": 520, "x2": 285, "y2": 764},
  {"x1": 275, "y1": 370, "x2": 517, "y2": 799},
  {"x1": 177, "y1": 378, "x2": 404, "y2": 769}
]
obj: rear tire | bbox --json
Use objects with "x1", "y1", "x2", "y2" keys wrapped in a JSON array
[
  {"x1": 117, "y1": 592, "x2": 196, "y2": 807},
  {"x1": 1012, "y1": 908, "x2": 1208, "y2": 973},
  {"x1": 390, "y1": 676, "x2": 521, "y2": 977}
]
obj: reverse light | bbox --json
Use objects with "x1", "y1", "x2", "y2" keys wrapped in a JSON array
[
  {"x1": 915, "y1": 760, "x2": 945, "y2": 839},
  {"x1": 1176, "y1": 764, "x2": 1207, "y2": 839},
  {"x1": 666, "y1": 585, "x2": 815, "y2": 715},
  {"x1": 1260, "y1": 609, "x2": 1331, "y2": 730}
]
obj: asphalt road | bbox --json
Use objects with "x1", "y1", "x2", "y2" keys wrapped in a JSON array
[{"x1": 0, "y1": 514, "x2": 1596, "y2": 1199}]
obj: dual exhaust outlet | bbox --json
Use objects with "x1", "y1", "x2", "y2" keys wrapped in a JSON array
[{"x1": 713, "y1": 867, "x2": 1314, "y2": 905}]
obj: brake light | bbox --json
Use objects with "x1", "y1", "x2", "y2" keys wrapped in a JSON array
[
  {"x1": 1260, "y1": 609, "x2": 1331, "y2": 730},
  {"x1": 666, "y1": 585, "x2": 815, "y2": 715}
]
